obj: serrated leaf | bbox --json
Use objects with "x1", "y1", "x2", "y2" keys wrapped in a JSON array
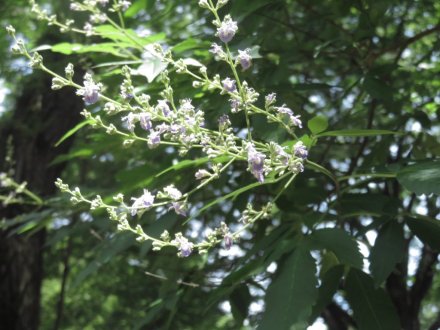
[
  {"x1": 309, "y1": 228, "x2": 363, "y2": 269},
  {"x1": 345, "y1": 269, "x2": 400, "y2": 330},
  {"x1": 320, "y1": 251, "x2": 340, "y2": 276},
  {"x1": 258, "y1": 246, "x2": 318, "y2": 329},
  {"x1": 317, "y1": 129, "x2": 399, "y2": 138},
  {"x1": 397, "y1": 160, "x2": 440, "y2": 195},
  {"x1": 369, "y1": 221, "x2": 405, "y2": 286},
  {"x1": 308, "y1": 115, "x2": 328, "y2": 134},
  {"x1": 406, "y1": 216, "x2": 440, "y2": 250}
]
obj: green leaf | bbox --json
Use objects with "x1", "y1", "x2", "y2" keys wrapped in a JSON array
[
  {"x1": 70, "y1": 233, "x2": 135, "y2": 288},
  {"x1": 155, "y1": 155, "x2": 230, "y2": 177},
  {"x1": 345, "y1": 269, "x2": 400, "y2": 330},
  {"x1": 406, "y1": 216, "x2": 440, "y2": 250},
  {"x1": 206, "y1": 228, "x2": 297, "y2": 313},
  {"x1": 259, "y1": 245, "x2": 318, "y2": 329},
  {"x1": 319, "y1": 251, "x2": 340, "y2": 277},
  {"x1": 305, "y1": 160, "x2": 338, "y2": 185},
  {"x1": 396, "y1": 160, "x2": 440, "y2": 195},
  {"x1": 310, "y1": 265, "x2": 344, "y2": 322},
  {"x1": 317, "y1": 129, "x2": 399, "y2": 138},
  {"x1": 55, "y1": 120, "x2": 93, "y2": 147},
  {"x1": 308, "y1": 115, "x2": 328, "y2": 135},
  {"x1": 229, "y1": 284, "x2": 251, "y2": 326},
  {"x1": 363, "y1": 75, "x2": 394, "y2": 101},
  {"x1": 94, "y1": 25, "x2": 141, "y2": 45},
  {"x1": 369, "y1": 221, "x2": 405, "y2": 286},
  {"x1": 50, "y1": 148, "x2": 94, "y2": 166},
  {"x1": 308, "y1": 228, "x2": 363, "y2": 269},
  {"x1": 51, "y1": 42, "x2": 129, "y2": 57},
  {"x1": 135, "y1": 51, "x2": 168, "y2": 82}
]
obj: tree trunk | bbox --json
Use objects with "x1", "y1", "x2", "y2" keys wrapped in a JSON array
[{"x1": 0, "y1": 69, "x2": 82, "y2": 330}]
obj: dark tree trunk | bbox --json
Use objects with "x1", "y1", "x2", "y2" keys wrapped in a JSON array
[{"x1": 0, "y1": 68, "x2": 82, "y2": 330}]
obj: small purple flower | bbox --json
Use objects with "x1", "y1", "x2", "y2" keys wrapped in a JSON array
[
  {"x1": 230, "y1": 98, "x2": 241, "y2": 113},
  {"x1": 185, "y1": 115, "x2": 197, "y2": 127},
  {"x1": 156, "y1": 100, "x2": 171, "y2": 117},
  {"x1": 246, "y1": 143, "x2": 266, "y2": 183},
  {"x1": 119, "y1": 0, "x2": 131, "y2": 11},
  {"x1": 216, "y1": 15, "x2": 238, "y2": 43},
  {"x1": 276, "y1": 104, "x2": 293, "y2": 116},
  {"x1": 170, "y1": 123, "x2": 185, "y2": 135},
  {"x1": 274, "y1": 144, "x2": 289, "y2": 165},
  {"x1": 179, "y1": 99, "x2": 194, "y2": 112},
  {"x1": 195, "y1": 169, "x2": 210, "y2": 180},
  {"x1": 290, "y1": 114, "x2": 302, "y2": 128},
  {"x1": 164, "y1": 185, "x2": 182, "y2": 200},
  {"x1": 294, "y1": 141, "x2": 308, "y2": 159},
  {"x1": 172, "y1": 202, "x2": 187, "y2": 216},
  {"x1": 218, "y1": 114, "x2": 231, "y2": 130},
  {"x1": 156, "y1": 123, "x2": 169, "y2": 134},
  {"x1": 275, "y1": 104, "x2": 302, "y2": 128},
  {"x1": 289, "y1": 160, "x2": 304, "y2": 174},
  {"x1": 122, "y1": 112, "x2": 137, "y2": 132},
  {"x1": 148, "y1": 130, "x2": 161, "y2": 148},
  {"x1": 237, "y1": 49, "x2": 252, "y2": 71},
  {"x1": 222, "y1": 77, "x2": 237, "y2": 93},
  {"x1": 265, "y1": 93, "x2": 277, "y2": 107},
  {"x1": 224, "y1": 234, "x2": 233, "y2": 250},
  {"x1": 139, "y1": 113, "x2": 152, "y2": 131},
  {"x1": 131, "y1": 189, "x2": 155, "y2": 216},
  {"x1": 76, "y1": 73, "x2": 101, "y2": 105},
  {"x1": 172, "y1": 233, "x2": 193, "y2": 257},
  {"x1": 209, "y1": 43, "x2": 224, "y2": 57},
  {"x1": 83, "y1": 22, "x2": 93, "y2": 37}
]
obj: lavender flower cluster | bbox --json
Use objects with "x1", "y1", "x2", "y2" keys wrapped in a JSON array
[{"x1": 9, "y1": 0, "x2": 312, "y2": 258}]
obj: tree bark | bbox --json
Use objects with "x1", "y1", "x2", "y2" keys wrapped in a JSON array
[{"x1": 0, "y1": 69, "x2": 82, "y2": 330}]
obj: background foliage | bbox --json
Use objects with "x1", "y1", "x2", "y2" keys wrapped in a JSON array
[{"x1": 1, "y1": 0, "x2": 440, "y2": 329}]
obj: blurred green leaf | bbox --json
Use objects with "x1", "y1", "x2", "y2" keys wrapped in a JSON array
[
  {"x1": 259, "y1": 245, "x2": 318, "y2": 329},
  {"x1": 229, "y1": 284, "x2": 251, "y2": 326},
  {"x1": 406, "y1": 216, "x2": 440, "y2": 250},
  {"x1": 310, "y1": 265, "x2": 344, "y2": 322},
  {"x1": 55, "y1": 120, "x2": 93, "y2": 147},
  {"x1": 308, "y1": 115, "x2": 328, "y2": 135},
  {"x1": 369, "y1": 221, "x2": 405, "y2": 286},
  {"x1": 317, "y1": 129, "x2": 399, "y2": 137},
  {"x1": 345, "y1": 269, "x2": 400, "y2": 330},
  {"x1": 309, "y1": 228, "x2": 363, "y2": 269},
  {"x1": 397, "y1": 160, "x2": 440, "y2": 195}
]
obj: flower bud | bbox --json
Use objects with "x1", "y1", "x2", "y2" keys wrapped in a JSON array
[
  {"x1": 6, "y1": 25, "x2": 15, "y2": 36},
  {"x1": 65, "y1": 63, "x2": 74, "y2": 80},
  {"x1": 51, "y1": 77, "x2": 66, "y2": 90}
]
